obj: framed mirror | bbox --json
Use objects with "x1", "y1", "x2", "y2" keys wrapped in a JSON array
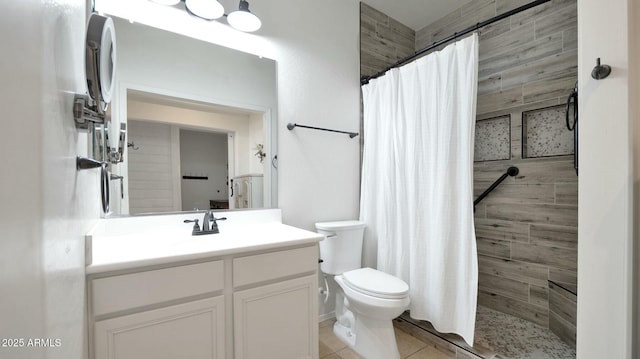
[{"x1": 106, "y1": 16, "x2": 277, "y2": 215}]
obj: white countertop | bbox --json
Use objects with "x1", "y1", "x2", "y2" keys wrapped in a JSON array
[{"x1": 86, "y1": 209, "x2": 323, "y2": 274}]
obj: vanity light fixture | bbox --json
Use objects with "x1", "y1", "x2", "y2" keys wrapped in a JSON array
[
  {"x1": 226, "y1": 0, "x2": 262, "y2": 32},
  {"x1": 149, "y1": 0, "x2": 262, "y2": 32},
  {"x1": 149, "y1": 0, "x2": 181, "y2": 5},
  {"x1": 184, "y1": 0, "x2": 224, "y2": 20}
]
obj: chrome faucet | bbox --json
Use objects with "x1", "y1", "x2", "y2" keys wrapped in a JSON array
[
  {"x1": 202, "y1": 210, "x2": 216, "y2": 233},
  {"x1": 184, "y1": 211, "x2": 227, "y2": 236}
]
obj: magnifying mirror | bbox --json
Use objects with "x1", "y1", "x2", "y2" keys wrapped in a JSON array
[{"x1": 85, "y1": 13, "x2": 116, "y2": 110}]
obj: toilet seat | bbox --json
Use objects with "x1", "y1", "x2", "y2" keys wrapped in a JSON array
[{"x1": 342, "y1": 268, "x2": 409, "y2": 300}]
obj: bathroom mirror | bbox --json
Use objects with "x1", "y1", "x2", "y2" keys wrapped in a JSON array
[{"x1": 107, "y1": 17, "x2": 277, "y2": 215}]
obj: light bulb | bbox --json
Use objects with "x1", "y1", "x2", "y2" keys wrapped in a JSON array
[
  {"x1": 185, "y1": 0, "x2": 224, "y2": 20},
  {"x1": 227, "y1": 0, "x2": 261, "y2": 32},
  {"x1": 148, "y1": 0, "x2": 181, "y2": 5}
]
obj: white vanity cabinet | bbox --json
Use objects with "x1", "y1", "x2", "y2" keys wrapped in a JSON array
[
  {"x1": 233, "y1": 246, "x2": 318, "y2": 359},
  {"x1": 87, "y1": 244, "x2": 319, "y2": 359},
  {"x1": 89, "y1": 260, "x2": 226, "y2": 359}
]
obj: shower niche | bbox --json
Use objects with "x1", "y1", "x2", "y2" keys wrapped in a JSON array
[{"x1": 522, "y1": 105, "x2": 575, "y2": 159}]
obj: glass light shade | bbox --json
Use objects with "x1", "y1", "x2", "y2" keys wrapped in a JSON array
[
  {"x1": 227, "y1": 3, "x2": 261, "y2": 32},
  {"x1": 185, "y1": 0, "x2": 224, "y2": 20},
  {"x1": 149, "y1": 0, "x2": 181, "y2": 5}
]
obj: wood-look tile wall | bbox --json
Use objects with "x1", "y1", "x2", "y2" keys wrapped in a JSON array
[
  {"x1": 360, "y1": 3, "x2": 415, "y2": 78},
  {"x1": 416, "y1": 0, "x2": 577, "y2": 117},
  {"x1": 474, "y1": 156, "x2": 577, "y2": 331},
  {"x1": 359, "y1": 0, "x2": 578, "y2": 347}
]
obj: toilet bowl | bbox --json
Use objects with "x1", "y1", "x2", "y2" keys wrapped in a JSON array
[{"x1": 316, "y1": 221, "x2": 410, "y2": 359}]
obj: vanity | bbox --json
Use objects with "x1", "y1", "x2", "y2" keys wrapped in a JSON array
[{"x1": 86, "y1": 209, "x2": 322, "y2": 359}]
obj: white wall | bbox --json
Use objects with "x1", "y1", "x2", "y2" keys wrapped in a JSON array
[
  {"x1": 631, "y1": 0, "x2": 640, "y2": 353},
  {"x1": 0, "y1": 1, "x2": 97, "y2": 359},
  {"x1": 577, "y1": 0, "x2": 637, "y2": 357},
  {"x1": 180, "y1": 130, "x2": 229, "y2": 210},
  {"x1": 260, "y1": 1, "x2": 361, "y2": 230}
]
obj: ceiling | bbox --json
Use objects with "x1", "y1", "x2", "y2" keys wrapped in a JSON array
[{"x1": 361, "y1": 0, "x2": 473, "y2": 31}]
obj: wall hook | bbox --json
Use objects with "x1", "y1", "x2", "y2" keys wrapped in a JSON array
[{"x1": 591, "y1": 58, "x2": 611, "y2": 80}]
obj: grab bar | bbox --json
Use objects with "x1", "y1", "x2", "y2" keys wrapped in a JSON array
[
  {"x1": 287, "y1": 123, "x2": 359, "y2": 138},
  {"x1": 474, "y1": 166, "x2": 519, "y2": 209},
  {"x1": 565, "y1": 81, "x2": 578, "y2": 175}
]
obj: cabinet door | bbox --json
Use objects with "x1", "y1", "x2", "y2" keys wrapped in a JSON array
[
  {"x1": 234, "y1": 275, "x2": 318, "y2": 359},
  {"x1": 94, "y1": 297, "x2": 225, "y2": 359}
]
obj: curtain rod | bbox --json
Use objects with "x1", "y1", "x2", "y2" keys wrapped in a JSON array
[{"x1": 360, "y1": 0, "x2": 552, "y2": 85}]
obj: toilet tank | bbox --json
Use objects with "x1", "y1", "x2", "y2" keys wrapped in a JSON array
[{"x1": 315, "y1": 220, "x2": 366, "y2": 275}]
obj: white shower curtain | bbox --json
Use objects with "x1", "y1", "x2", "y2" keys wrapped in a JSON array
[{"x1": 360, "y1": 34, "x2": 479, "y2": 345}]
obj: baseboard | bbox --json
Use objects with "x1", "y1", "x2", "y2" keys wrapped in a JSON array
[{"x1": 318, "y1": 311, "x2": 335, "y2": 323}]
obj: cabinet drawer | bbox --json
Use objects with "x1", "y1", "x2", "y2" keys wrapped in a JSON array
[
  {"x1": 92, "y1": 260, "x2": 224, "y2": 316},
  {"x1": 233, "y1": 246, "x2": 317, "y2": 287}
]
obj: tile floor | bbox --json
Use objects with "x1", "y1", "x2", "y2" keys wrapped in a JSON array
[
  {"x1": 319, "y1": 318, "x2": 467, "y2": 359},
  {"x1": 320, "y1": 305, "x2": 576, "y2": 359}
]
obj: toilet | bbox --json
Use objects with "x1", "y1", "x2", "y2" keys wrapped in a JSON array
[{"x1": 316, "y1": 220, "x2": 410, "y2": 359}]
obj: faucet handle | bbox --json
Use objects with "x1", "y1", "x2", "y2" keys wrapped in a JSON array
[{"x1": 184, "y1": 219, "x2": 201, "y2": 234}]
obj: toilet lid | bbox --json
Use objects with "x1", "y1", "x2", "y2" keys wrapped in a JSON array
[{"x1": 342, "y1": 268, "x2": 409, "y2": 300}]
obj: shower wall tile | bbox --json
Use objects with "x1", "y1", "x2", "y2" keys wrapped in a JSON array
[
  {"x1": 477, "y1": 17, "x2": 511, "y2": 41},
  {"x1": 478, "y1": 74, "x2": 502, "y2": 95},
  {"x1": 477, "y1": 238, "x2": 511, "y2": 259},
  {"x1": 512, "y1": 158, "x2": 577, "y2": 183},
  {"x1": 510, "y1": 114, "x2": 523, "y2": 159},
  {"x1": 477, "y1": 85, "x2": 523, "y2": 115},
  {"x1": 535, "y1": 2, "x2": 577, "y2": 39},
  {"x1": 474, "y1": 116, "x2": 511, "y2": 161},
  {"x1": 530, "y1": 224, "x2": 577, "y2": 249},
  {"x1": 479, "y1": 22, "x2": 535, "y2": 59},
  {"x1": 507, "y1": 0, "x2": 554, "y2": 27},
  {"x1": 556, "y1": 183, "x2": 578, "y2": 205},
  {"x1": 501, "y1": 49, "x2": 577, "y2": 90},
  {"x1": 477, "y1": 98, "x2": 560, "y2": 122},
  {"x1": 417, "y1": 0, "x2": 577, "y2": 115},
  {"x1": 523, "y1": 105, "x2": 575, "y2": 157},
  {"x1": 549, "y1": 267, "x2": 578, "y2": 288},
  {"x1": 511, "y1": 242, "x2": 578, "y2": 270},
  {"x1": 548, "y1": 281, "x2": 577, "y2": 349},
  {"x1": 549, "y1": 311, "x2": 576, "y2": 349},
  {"x1": 474, "y1": 182, "x2": 555, "y2": 205},
  {"x1": 563, "y1": 27, "x2": 578, "y2": 51},
  {"x1": 478, "y1": 256, "x2": 549, "y2": 287},
  {"x1": 478, "y1": 32, "x2": 563, "y2": 78},
  {"x1": 475, "y1": 218, "x2": 529, "y2": 242},
  {"x1": 486, "y1": 203, "x2": 578, "y2": 227},
  {"x1": 548, "y1": 282, "x2": 577, "y2": 324},
  {"x1": 474, "y1": 203, "x2": 487, "y2": 219},
  {"x1": 529, "y1": 284, "x2": 549, "y2": 308},
  {"x1": 496, "y1": 0, "x2": 544, "y2": 14},
  {"x1": 479, "y1": 272, "x2": 530, "y2": 302},
  {"x1": 522, "y1": 75, "x2": 577, "y2": 104},
  {"x1": 360, "y1": 3, "x2": 415, "y2": 78}
]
